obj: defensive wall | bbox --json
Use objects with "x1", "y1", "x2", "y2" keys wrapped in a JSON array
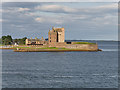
[{"x1": 65, "y1": 44, "x2": 98, "y2": 50}]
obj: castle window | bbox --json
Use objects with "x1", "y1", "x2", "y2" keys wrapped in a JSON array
[
  {"x1": 67, "y1": 42, "x2": 71, "y2": 44},
  {"x1": 50, "y1": 40, "x2": 51, "y2": 42}
]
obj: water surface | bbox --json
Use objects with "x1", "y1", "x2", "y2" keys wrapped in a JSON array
[{"x1": 2, "y1": 41, "x2": 118, "y2": 88}]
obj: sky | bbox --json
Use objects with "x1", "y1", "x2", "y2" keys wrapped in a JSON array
[{"x1": 1, "y1": 2, "x2": 118, "y2": 40}]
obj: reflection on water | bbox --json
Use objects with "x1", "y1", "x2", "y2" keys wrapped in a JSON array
[
  {"x1": 102, "y1": 49, "x2": 118, "y2": 51},
  {"x1": 2, "y1": 41, "x2": 118, "y2": 88}
]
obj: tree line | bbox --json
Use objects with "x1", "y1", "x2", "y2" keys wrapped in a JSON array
[{"x1": 0, "y1": 35, "x2": 27, "y2": 45}]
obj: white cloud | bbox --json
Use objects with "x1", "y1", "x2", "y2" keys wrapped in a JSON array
[
  {"x1": 0, "y1": 19, "x2": 2, "y2": 22},
  {"x1": 2, "y1": 7, "x2": 30, "y2": 13},
  {"x1": 10, "y1": 24, "x2": 24, "y2": 28},
  {"x1": 35, "y1": 16, "x2": 64, "y2": 24},
  {"x1": 0, "y1": 19, "x2": 7, "y2": 22},
  {"x1": 33, "y1": 3, "x2": 118, "y2": 16},
  {"x1": 35, "y1": 17, "x2": 45, "y2": 22},
  {"x1": 0, "y1": 9, "x2": 2, "y2": 13},
  {"x1": 18, "y1": 8, "x2": 30, "y2": 11},
  {"x1": 96, "y1": 3, "x2": 118, "y2": 9},
  {"x1": 92, "y1": 14, "x2": 117, "y2": 26},
  {"x1": 35, "y1": 5, "x2": 78, "y2": 13}
]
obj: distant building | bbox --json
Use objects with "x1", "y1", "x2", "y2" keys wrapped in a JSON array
[
  {"x1": 26, "y1": 37, "x2": 48, "y2": 46},
  {"x1": 14, "y1": 42, "x2": 18, "y2": 46}
]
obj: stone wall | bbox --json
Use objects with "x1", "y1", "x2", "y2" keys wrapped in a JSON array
[
  {"x1": 49, "y1": 42, "x2": 66, "y2": 48},
  {"x1": 65, "y1": 44, "x2": 98, "y2": 50},
  {"x1": 55, "y1": 42, "x2": 66, "y2": 48}
]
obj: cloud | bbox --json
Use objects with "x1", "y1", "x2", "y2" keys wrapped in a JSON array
[
  {"x1": 2, "y1": 2, "x2": 118, "y2": 40},
  {"x1": 0, "y1": 19, "x2": 8, "y2": 22},
  {"x1": 2, "y1": 7, "x2": 30, "y2": 13},
  {"x1": 32, "y1": 3, "x2": 118, "y2": 20},
  {"x1": 96, "y1": 3, "x2": 118, "y2": 9},
  {"x1": 35, "y1": 16, "x2": 64, "y2": 24},
  {"x1": 35, "y1": 17, "x2": 44, "y2": 22},
  {"x1": 0, "y1": 19, "x2": 2, "y2": 22},
  {"x1": 18, "y1": 8, "x2": 30, "y2": 11},
  {"x1": 35, "y1": 5, "x2": 78, "y2": 13},
  {"x1": 0, "y1": 9, "x2": 2, "y2": 13},
  {"x1": 92, "y1": 14, "x2": 117, "y2": 26},
  {"x1": 10, "y1": 24, "x2": 24, "y2": 28}
]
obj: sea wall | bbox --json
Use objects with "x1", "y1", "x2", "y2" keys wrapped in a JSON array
[
  {"x1": 49, "y1": 42, "x2": 98, "y2": 50},
  {"x1": 65, "y1": 44, "x2": 98, "y2": 50}
]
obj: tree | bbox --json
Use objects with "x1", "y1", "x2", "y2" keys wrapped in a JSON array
[
  {"x1": 13, "y1": 37, "x2": 27, "y2": 45},
  {"x1": 0, "y1": 38, "x2": 2, "y2": 45},
  {"x1": 14, "y1": 39, "x2": 18, "y2": 43},
  {"x1": 1, "y1": 35, "x2": 27, "y2": 45},
  {"x1": 22, "y1": 37, "x2": 27, "y2": 44},
  {"x1": 4, "y1": 38, "x2": 11, "y2": 45},
  {"x1": 7, "y1": 35, "x2": 12, "y2": 42},
  {"x1": 1, "y1": 35, "x2": 13, "y2": 45}
]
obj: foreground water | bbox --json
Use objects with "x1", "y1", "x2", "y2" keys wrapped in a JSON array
[{"x1": 2, "y1": 41, "x2": 118, "y2": 88}]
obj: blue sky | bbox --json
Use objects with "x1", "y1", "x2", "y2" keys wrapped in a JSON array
[{"x1": 1, "y1": 2, "x2": 118, "y2": 40}]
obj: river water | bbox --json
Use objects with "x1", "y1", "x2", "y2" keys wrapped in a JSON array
[{"x1": 2, "y1": 41, "x2": 118, "y2": 88}]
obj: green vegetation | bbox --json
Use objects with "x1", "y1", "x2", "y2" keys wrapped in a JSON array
[
  {"x1": 1, "y1": 35, "x2": 13, "y2": 45},
  {"x1": 37, "y1": 47, "x2": 65, "y2": 49},
  {"x1": 0, "y1": 35, "x2": 27, "y2": 45},
  {"x1": 74, "y1": 42, "x2": 96, "y2": 44},
  {"x1": 14, "y1": 37, "x2": 27, "y2": 45},
  {"x1": 14, "y1": 47, "x2": 91, "y2": 50},
  {"x1": 15, "y1": 47, "x2": 66, "y2": 49}
]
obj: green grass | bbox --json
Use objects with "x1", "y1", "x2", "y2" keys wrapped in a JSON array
[
  {"x1": 15, "y1": 47, "x2": 88, "y2": 50},
  {"x1": 14, "y1": 47, "x2": 31, "y2": 48},
  {"x1": 14, "y1": 47, "x2": 67, "y2": 50},
  {"x1": 36, "y1": 47, "x2": 66, "y2": 49},
  {"x1": 74, "y1": 42, "x2": 96, "y2": 44}
]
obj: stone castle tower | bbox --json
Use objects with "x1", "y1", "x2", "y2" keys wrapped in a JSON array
[{"x1": 48, "y1": 27, "x2": 65, "y2": 47}]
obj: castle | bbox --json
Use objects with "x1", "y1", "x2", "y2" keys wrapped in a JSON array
[
  {"x1": 26, "y1": 27, "x2": 66, "y2": 48},
  {"x1": 26, "y1": 27, "x2": 98, "y2": 50}
]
